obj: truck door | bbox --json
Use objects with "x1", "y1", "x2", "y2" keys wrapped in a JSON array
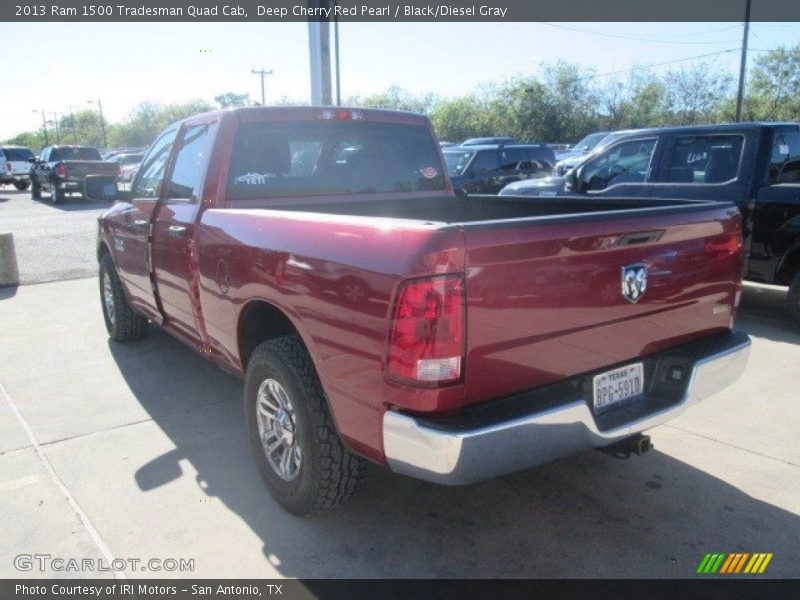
[
  {"x1": 575, "y1": 136, "x2": 658, "y2": 198},
  {"x1": 111, "y1": 128, "x2": 178, "y2": 319},
  {"x1": 749, "y1": 128, "x2": 800, "y2": 284},
  {"x1": 151, "y1": 121, "x2": 216, "y2": 343}
]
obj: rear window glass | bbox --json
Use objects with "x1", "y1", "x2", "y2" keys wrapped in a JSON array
[
  {"x1": 664, "y1": 135, "x2": 743, "y2": 184},
  {"x1": 226, "y1": 121, "x2": 444, "y2": 199},
  {"x1": 2, "y1": 147, "x2": 34, "y2": 161},
  {"x1": 51, "y1": 147, "x2": 102, "y2": 161},
  {"x1": 769, "y1": 130, "x2": 800, "y2": 185}
]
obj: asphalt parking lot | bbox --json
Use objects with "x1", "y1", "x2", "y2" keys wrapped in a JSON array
[{"x1": 0, "y1": 189, "x2": 798, "y2": 578}]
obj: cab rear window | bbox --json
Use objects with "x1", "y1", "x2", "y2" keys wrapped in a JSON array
[
  {"x1": 1, "y1": 147, "x2": 34, "y2": 161},
  {"x1": 226, "y1": 121, "x2": 445, "y2": 199}
]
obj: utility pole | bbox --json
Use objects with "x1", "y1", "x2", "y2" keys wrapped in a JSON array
[
  {"x1": 735, "y1": 0, "x2": 752, "y2": 122},
  {"x1": 52, "y1": 112, "x2": 63, "y2": 144},
  {"x1": 32, "y1": 109, "x2": 49, "y2": 146},
  {"x1": 333, "y1": 1, "x2": 341, "y2": 105},
  {"x1": 251, "y1": 68, "x2": 273, "y2": 106},
  {"x1": 87, "y1": 99, "x2": 107, "y2": 148},
  {"x1": 67, "y1": 105, "x2": 78, "y2": 144},
  {"x1": 308, "y1": 0, "x2": 333, "y2": 105}
]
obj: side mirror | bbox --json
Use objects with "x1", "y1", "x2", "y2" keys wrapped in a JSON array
[{"x1": 565, "y1": 167, "x2": 582, "y2": 193}]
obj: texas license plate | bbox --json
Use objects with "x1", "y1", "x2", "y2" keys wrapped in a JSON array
[{"x1": 592, "y1": 363, "x2": 644, "y2": 412}]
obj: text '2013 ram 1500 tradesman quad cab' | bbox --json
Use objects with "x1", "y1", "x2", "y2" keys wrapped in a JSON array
[{"x1": 98, "y1": 107, "x2": 751, "y2": 515}]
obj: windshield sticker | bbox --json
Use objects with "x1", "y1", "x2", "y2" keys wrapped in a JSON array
[
  {"x1": 236, "y1": 172, "x2": 277, "y2": 185},
  {"x1": 421, "y1": 166, "x2": 438, "y2": 179}
]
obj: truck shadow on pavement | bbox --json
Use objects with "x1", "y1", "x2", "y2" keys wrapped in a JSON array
[
  {"x1": 31, "y1": 194, "x2": 112, "y2": 212},
  {"x1": 738, "y1": 284, "x2": 800, "y2": 345},
  {"x1": 106, "y1": 300, "x2": 800, "y2": 578}
]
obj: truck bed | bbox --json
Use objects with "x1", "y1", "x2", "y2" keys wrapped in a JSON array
[{"x1": 266, "y1": 194, "x2": 719, "y2": 226}]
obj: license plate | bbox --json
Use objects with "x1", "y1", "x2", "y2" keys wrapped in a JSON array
[{"x1": 592, "y1": 363, "x2": 644, "y2": 412}]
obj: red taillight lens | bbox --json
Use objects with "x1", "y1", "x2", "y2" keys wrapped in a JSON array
[
  {"x1": 55, "y1": 163, "x2": 66, "y2": 178},
  {"x1": 705, "y1": 233, "x2": 741, "y2": 260},
  {"x1": 387, "y1": 274, "x2": 465, "y2": 386}
]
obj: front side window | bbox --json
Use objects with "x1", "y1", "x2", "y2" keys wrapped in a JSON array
[
  {"x1": 132, "y1": 129, "x2": 178, "y2": 199},
  {"x1": 227, "y1": 120, "x2": 444, "y2": 199},
  {"x1": 444, "y1": 150, "x2": 474, "y2": 176},
  {"x1": 768, "y1": 130, "x2": 800, "y2": 185},
  {"x1": 167, "y1": 124, "x2": 212, "y2": 201},
  {"x1": 467, "y1": 150, "x2": 499, "y2": 175},
  {"x1": 581, "y1": 138, "x2": 657, "y2": 191},
  {"x1": 664, "y1": 135, "x2": 744, "y2": 184}
]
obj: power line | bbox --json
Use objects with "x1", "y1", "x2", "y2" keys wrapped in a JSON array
[{"x1": 537, "y1": 22, "x2": 741, "y2": 46}]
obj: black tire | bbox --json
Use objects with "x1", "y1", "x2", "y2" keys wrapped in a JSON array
[
  {"x1": 51, "y1": 182, "x2": 65, "y2": 205},
  {"x1": 14, "y1": 181, "x2": 30, "y2": 191},
  {"x1": 789, "y1": 272, "x2": 800, "y2": 326},
  {"x1": 245, "y1": 336, "x2": 365, "y2": 515},
  {"x1": 99, "y1": 253, "x2": 148, "y2": 342},
  {"x1": 31, "y1": 179, "x2": 41, "y2": 199}
]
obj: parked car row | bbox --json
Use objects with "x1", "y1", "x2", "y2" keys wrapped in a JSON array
[
  {"x1": 96, "y1": 106, "x2": 752, "y2": 515},
  {"x1": 443, "y1": 143, "x2": 555, "y2": 194}
]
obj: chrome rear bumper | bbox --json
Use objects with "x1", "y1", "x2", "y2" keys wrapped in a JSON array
[{"x1": 383, "y1": 331, "x2": 751, "y2": 485}]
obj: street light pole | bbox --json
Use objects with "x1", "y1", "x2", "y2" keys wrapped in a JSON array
[
  {"x1": 735, "y1": 0, "x2": 752, "y2": 122},
  {"x1": 251, "y1": 68, "x2": 273, "y2": 106},
  {"x1": 87, "y1": 99, "x2": 107, "y2": 148},
  {"x1": 32, "y1": 110, "x2": 49, "y2": 146}
]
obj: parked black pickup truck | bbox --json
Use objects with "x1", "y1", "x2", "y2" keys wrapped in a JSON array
[
  {"x1": 500, "y1": 123, "x2": 800, "y2": 323},
  {"x1": 30, "y1": 145, "x2": 119, "y2": 204}
]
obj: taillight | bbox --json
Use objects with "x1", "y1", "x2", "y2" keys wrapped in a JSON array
[
  {"x1": 387, "y1": 274, "x2": 465, "y2": 386},
  {"x1": 705, "y1": 233, "x2": 741, "y2": 260},
  {"x1": 116, "y1": 164, "x2": 122, "y2": 178},
  {"x1": 55, "y1": 163, "x2": 66, "y2": 178}
]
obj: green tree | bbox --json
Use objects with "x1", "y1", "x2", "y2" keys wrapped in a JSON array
[
  {"x1": 746, "y1": 44, "x2": 800, "y2": 121},
  {"x1": 215, "y1": 92, "x2": 251, "y2": 108}
]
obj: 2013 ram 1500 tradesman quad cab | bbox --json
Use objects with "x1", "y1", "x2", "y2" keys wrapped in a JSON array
[{"x1": 97, "y1": 107, "x2": 751, "y2": 515}]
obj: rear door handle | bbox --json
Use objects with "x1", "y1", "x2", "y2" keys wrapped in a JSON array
[{"x1": 168, "y1": 225, "x2": 187, "y2": 238}]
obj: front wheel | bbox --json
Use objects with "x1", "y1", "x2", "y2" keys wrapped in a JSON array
[
  {"x1": 245, "y1": 336, "x2": 365, "y2": 515},
  {"x1": 31, "y1": 179, "x2": 41, "y2": 199},
  {"x1": 99, "y1": 253, "x2": 148, "y2": 342},
  {"x1": 14, "y1": 180, "x2": 30, "y2": 191},
  {"x1": 789, "y1": 272, "x2": 800, "y2": 325}
]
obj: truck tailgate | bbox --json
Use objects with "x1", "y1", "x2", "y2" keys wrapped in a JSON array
[
  {"x1": 64, "y1": 160, "x2": 117, "y2": 179},
  {"x1": 462, "y1": 203, "x2": 742, "y2": 404}
]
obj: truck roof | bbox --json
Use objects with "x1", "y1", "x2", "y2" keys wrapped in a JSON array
[{"x1": 610, "y1": 122, "x2": 798, "y2": 137}]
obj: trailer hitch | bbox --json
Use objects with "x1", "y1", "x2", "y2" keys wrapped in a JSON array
[{"x1": 598, "y1": 433, "x2": 653, "y2": 459}]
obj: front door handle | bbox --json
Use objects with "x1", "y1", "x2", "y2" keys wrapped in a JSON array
[
  {"x1": 133, "y1": 219, "x2": 148, "y2": 228},
  {"x1": 168, "y1": 225, "x2": 187, "y2": 238}
]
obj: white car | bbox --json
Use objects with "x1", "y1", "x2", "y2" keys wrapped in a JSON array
[{"x1": 0, "y1": 145, "x2": 35, "y2": 190}]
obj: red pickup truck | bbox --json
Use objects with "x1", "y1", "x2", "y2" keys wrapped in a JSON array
[{"x1": 97, "y1": 107, "x2": 751, "y2": 515}]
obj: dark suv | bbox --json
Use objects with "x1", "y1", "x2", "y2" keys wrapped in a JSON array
[
  {"x1": 444, "y1": 144, "x2": 556, "y2": 195},
  {"x1": 500, "y1": 122, "x2": 800, "y2": 323}
]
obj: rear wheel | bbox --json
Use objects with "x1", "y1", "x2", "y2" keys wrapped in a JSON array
[
  {"x1": 14, "y1": 181, "x2": 30, "y2": 191},
  {"x1": 51, "y1": 182, "x2": 65, "y2": 205},
  {"x1": 789, "y1": 272, "x2": 800, "y2": 325},
  {"x1": 99, "y1": 253, "x2": 148, "y2": 342},
  {"x1": 31, "y1": 179, "x2": 41, "y2": 199},
  {"x1": 245, "y1": 336, "x2": 365, "y2": 515}
]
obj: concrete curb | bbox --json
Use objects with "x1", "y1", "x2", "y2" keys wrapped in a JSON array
[{"x1": 0, "y1": 232, "x2": 20, "y2": 287}]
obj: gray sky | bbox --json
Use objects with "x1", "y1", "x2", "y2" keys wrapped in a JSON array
[{"x1": 1, "y1": 21, "x2": 798, "y2": 139}]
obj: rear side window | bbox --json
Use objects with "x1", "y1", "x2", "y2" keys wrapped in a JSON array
[
  {"x1": 226, "y1": 121, "x2": 444, "y2": 199},
  {"x1": 499, "y1": 148, "x2": 528, "y2": 170},
  {"x1": 167, "y1": 124, "x2": 212, "y2": 202},
  {"x1": 2, "y1": 148, "x2": 34, "y2": 161},
  {"x1": 768, "y1": 130, "x2": 800, "y2": 185},
  {"x1": 664, "y1": 135, "x2": 744, "y2": 184}
]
